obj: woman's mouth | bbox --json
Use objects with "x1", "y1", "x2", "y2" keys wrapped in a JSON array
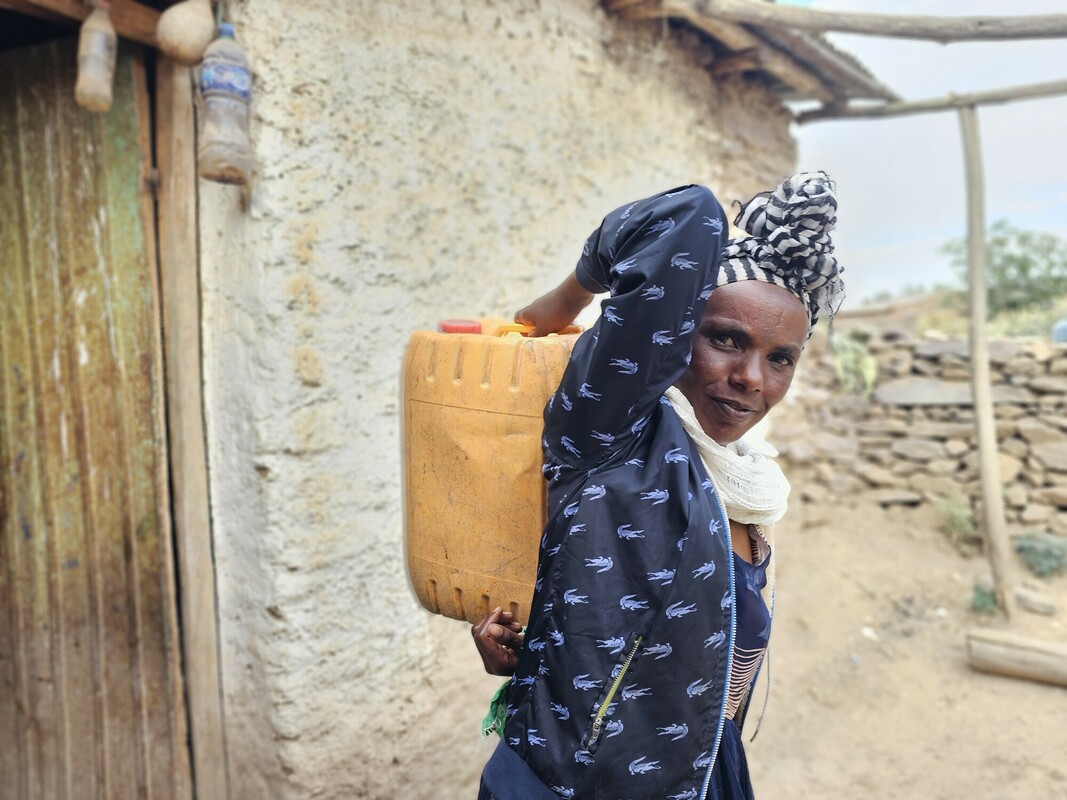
[{"x1": 710, "y1": 396, "x2": 755, "y2": 422}]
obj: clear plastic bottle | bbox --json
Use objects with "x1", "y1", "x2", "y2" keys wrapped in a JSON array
[
  {"x1": 198, "y1": 23, "x2": 253, "y2": 184},
  {"x1": 74, "y1": 7, "x2": 117, "y2": 113}
]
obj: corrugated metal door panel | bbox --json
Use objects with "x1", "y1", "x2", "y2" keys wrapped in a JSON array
[{"x1": 0, "y1": 38, "x2": 192, "y2": 800}]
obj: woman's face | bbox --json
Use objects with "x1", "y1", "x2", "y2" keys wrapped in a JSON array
[{"x1": 675, "y1": 280, "x2": 808, "y2": 444}]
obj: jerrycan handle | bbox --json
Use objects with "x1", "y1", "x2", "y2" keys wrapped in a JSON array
[{"x1": 494, "y1": 323, "x2": 582, "y2": 337}]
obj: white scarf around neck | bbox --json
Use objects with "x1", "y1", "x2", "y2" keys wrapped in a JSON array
[{"x1": 664, "y1": 386, "x2": 790, "y2": 526}]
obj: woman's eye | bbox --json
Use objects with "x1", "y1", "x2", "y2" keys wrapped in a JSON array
[{"x1": 770, "y1": 353, "x2": 795, "y2": 368}]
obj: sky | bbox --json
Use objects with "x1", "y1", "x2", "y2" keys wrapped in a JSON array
[{"x1": 782, "y1": 0, "x2": 1067, "y2": 303}]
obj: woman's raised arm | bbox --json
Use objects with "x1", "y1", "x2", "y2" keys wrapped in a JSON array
[{"x1": 539, "y1": 184, "x2": 727, "y2": 469}]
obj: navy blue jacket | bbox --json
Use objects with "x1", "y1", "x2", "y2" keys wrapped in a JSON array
[{"x1": 498, "y1": 185, "x2": 739, "y2": 799}]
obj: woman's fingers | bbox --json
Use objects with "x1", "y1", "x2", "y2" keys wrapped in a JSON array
[
  {"x1": 489, "y1": 622, "x2": 523, "y2": 651},
  {"x1": 471, "y1": 608, "x2": 524, "y2": 676},
  {"x1": 495, "y1": 610, "x2": 524, "y2": 633},
  {"x1": 473, "y1": 609, "x2": 522, "y2": 650},
  {"x1": 472, "y1": 607, "x2": 502, "y2": 638}
]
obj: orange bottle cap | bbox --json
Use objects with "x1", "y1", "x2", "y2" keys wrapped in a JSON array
[{"x1": 438, "y1": 319, "x2": 483, "y2": 334}]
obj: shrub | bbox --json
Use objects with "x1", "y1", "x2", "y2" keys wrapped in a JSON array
[
  {"x1": 1014, "y1": 532, "x2": 1067, "y2": 578},
  {"x1": 970, "y1": 584, "x2": 998, "y2": 615},
  {"x1": 831, "y1": 332, "x2": 877, "y2": 397},
  {"x1": 937, "y1": 494, "x2": 981, "y2": 555}
]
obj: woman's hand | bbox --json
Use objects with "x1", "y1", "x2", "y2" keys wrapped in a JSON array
[
  {"x1": 515, "y1": 273, "x2": 595, "y2": 337},
  {"x1": 471, "y1": 607, "x2": 524, "y2": 676}
]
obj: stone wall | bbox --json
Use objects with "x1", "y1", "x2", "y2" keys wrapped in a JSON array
[
  {"x1": 196, "y1": 1, "x2": 797, "y2": 797},
  {"x1": 775, "y1": 330, "x2": 1067, "y2": 537}
]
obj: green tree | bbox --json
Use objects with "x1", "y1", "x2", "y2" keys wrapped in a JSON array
[{"x1": 941, "y1": 219, "x2": 1067, "y2": 317}]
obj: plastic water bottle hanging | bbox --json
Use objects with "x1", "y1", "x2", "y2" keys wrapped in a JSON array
[
  {"x1": 198, "y1": 22, "x2": 253, "y2": 184},
  {"x1": 74, "y1": 1, "x2": 117, "y2": 113}
]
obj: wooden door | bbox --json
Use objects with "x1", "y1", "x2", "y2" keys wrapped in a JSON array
[{"x1": 0, "y1": 38, "x2": 192, "y2": 800}]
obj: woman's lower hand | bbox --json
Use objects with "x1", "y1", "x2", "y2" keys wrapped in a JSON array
[{"x1": 471, "y1": 607, "x2": 524, "y2": 676}]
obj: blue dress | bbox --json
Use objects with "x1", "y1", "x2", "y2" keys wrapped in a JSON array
[{"x1": 704, "y1": 551, "x2": 771, "y2": 800}]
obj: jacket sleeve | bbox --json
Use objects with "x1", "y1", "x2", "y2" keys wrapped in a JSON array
[{"x1": 543, "y1": 184, "x2": 726, "y2": 468}]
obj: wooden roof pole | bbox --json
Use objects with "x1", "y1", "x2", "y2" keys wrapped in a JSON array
[
  {"x1": 958, "y1": 103, "x2": 1016, "y2": 618},
  {"x1": 797, "y1": 79, "x2": 1067, "y2": 124},
  {"x1": 690, "y1": 0, "x2": 1067, "y2": 42}
]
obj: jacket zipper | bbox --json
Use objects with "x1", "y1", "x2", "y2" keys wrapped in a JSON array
[
  {"x1": 584, "y1": 634, "x2": 643, "y2": 750},
  {"x1": 699, "y1": 481, "x2": 736, "y2": 800}
]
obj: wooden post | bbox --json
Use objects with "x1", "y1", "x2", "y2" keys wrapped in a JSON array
[
  {"x1": 155, "y1": 59, "x2": 231, "y2": 798},
  {"x1": 958, "y1": 103, "x2": 1015, "y2": 618}
]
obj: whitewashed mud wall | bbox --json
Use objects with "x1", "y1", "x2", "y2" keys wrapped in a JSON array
[{"x1": 197, "y1": 1, "x2": 796, "y2": 797}]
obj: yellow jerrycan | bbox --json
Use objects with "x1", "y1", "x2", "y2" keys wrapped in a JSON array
[{"x1": 402, "y1": 318, "x2": 581, "y2": 625}]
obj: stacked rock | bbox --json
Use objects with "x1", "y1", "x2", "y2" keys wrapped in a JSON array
[{"x1": 774, "y1": 331, "x2": 1067, "y2": 537}]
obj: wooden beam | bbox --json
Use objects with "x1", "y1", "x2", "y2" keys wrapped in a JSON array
[
  {"x1": 798, "y1": 79, "x2": 1067, "y2": 124},
  {"x1": 602, "y1": 0, "x2": 651, "y2": 14},
  {"x1": 18, "y1": 0, "x2": 159, "y2": 46},
  {"x1": 690, "y1": 0, "x2": 1067, "y2": 42},
  {"x1": 0, "y1": 0, "x2": 76, "y2": 25},
  {"x1": 967, "y1": 628, "x2": 1067, "y2": 687},
  {"x1": 677, "y1": 7, "x2": 835, "y2": 102},
  {"x1": 958, "y1": 103, "x2": 1015, "y2": 619},
  {"x1": 709, "y1": 48, "x2": 764, "y2": 78},
  {"x1": 155, "y1": 59, "x2": 231, "y2": 799}
]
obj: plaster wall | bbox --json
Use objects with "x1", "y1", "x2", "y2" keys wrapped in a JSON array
[{"x1": 197, "y1": 1, "x2": 796, "y2": 797}]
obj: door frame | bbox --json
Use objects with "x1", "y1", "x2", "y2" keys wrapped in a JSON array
[{"x1": 155, "y1": 60, "x2": 230, "y2": 800}]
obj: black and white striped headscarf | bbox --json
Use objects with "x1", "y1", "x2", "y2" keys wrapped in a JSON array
[{"x1": 718, "y1": 171, "x2": 844, "y2": 334}]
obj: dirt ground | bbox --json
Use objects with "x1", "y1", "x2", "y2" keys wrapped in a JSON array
[{"x1": 747, "y1": 499, "x2": 1067, "y2": 800}]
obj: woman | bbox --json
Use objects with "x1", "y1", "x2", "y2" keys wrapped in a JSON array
[{"x1": 473, "y1": 173, "x2": 843, "y2": 800}]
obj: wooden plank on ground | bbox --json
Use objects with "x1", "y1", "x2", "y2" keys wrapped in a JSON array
[{"x1": 966, "y1": 628, "x2": 1067, "y2": 687}]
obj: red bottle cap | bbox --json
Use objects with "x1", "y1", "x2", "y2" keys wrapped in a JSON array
[{"x1": 438, "y1": 319, "x2": 482, "y2": 334}]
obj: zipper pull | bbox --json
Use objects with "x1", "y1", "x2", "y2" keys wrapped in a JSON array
[{"x1": 586, "y1": 716, "x2": 603, "y2": 749}]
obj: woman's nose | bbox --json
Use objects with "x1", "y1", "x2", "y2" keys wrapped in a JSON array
[{"x1": 731, "y1": 354, "x2": 763, "y2": 393}]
